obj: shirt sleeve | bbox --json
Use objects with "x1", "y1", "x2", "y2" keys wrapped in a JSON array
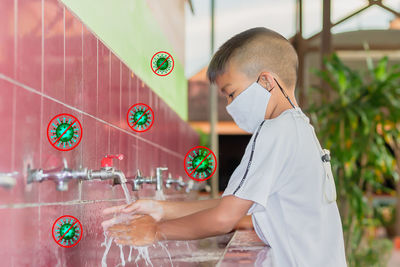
[{"x1": 222, "y1": 121, "x2": 294, "y2": 214}]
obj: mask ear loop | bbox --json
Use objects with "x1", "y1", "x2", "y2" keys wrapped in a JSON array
[
  {"x1": 256, "y1": 76, "x2": 275, "y2": 92},
  {"x1": 273, "y1": 78, "x2": 296, "y2": 108}
]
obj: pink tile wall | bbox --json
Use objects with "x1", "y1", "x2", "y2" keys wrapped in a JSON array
[{"x1": 0, "y1": 0, "x2": 199, "y2": 266}]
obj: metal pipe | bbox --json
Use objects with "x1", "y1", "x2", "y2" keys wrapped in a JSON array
[
  {"x1": 209, "y1": 0, "x2": 219, "y2": 198},
  {"x1": 294, "y1": 0, "x2": 306, "y2": 107},
  {"x1": 27, "y1": 165, "x2": 88, "y2": 191},
  {"x1": 321, "y1": 0, "x2": 332, "y2": 100}
]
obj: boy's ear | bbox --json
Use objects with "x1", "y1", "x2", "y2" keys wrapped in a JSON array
[{"x1": 258, "y1": 72, "x2": 275, "y2": 92}]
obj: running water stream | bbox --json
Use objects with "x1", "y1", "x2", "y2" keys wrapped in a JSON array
[
  {"x1": 120, "y1": 182, "x2": 132, "y2": 204},
  {"x1": 101, "y1": 182, "x2": 134, "y2": 267},
  {"x1": 102, "y1": 183, "x2": 173, "y2": 266}
]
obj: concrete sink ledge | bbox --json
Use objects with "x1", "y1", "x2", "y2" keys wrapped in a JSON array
[
  {"x1": 133, "y1": 230, "x2": 271, "y2": 266},
  {"x1": 218, "y1": 230, "x2": 272, "y2": 267}
]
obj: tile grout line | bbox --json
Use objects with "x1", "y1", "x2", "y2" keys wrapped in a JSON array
[
  {"x1": 120, "y1": 61, "x2": 122, "y2": 130},
  {"x1": 119, "y1": 61, "x2": 122, "y2": 169},
  {"x1": 63, "y1": 6, "x2": 66, "y2": 102},
  {"x1": 108, "y1": 49, "x2": 111, "y2": 154},
  {"x1": 96, "y1": 38, "x2": 99, "y2": 120},
  {"x1": 40, "y1": 0, "x2": 44, "y2": 169},
  {"x1": 39, "y1": 0, "x2": 44, "y2": 248},
  {"x1": 10, "y1": 0, "x2": 18, "y2": 172},
  {"x1": 136, "y1": 75, "x2": 139, "y2": 170},
  {"x1": 96, "y1": 38, "x2": 99, "y2": 162},
  {"x1": 0, "y1": 198, "x2": 127, "y2": 210},
  {"x1": 13, "y1": 0, "x2": 17, "y2": 78},
  {"x1": 0, "y1": 74, "x2": 186, "y2": 159},
  {"x1": 80, "y1": 22, "x2": 84, "y2": 201}
]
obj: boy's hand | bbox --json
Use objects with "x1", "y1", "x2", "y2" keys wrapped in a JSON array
[
  {"x1": 102, "y1": 199, "x2": 164, "y2": 222},
  {"x1": 104, "y1": 214, "x2": 158, "y2": 246}
]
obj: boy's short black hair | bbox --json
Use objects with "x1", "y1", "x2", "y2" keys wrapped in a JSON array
[{"x1": 207, "y1": 27, "x2": 298, "y2": 90}]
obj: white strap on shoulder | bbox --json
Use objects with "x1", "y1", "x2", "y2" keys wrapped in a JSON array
[{"x1": 294, "y1": 109, "x2": 337, "y2": 203}]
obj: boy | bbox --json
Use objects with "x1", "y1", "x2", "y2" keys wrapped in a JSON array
[{"x1": 102, "y1": 27, "x2": 347, "y2": 267}]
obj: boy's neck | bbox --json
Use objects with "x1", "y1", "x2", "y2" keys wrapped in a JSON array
[{"x1": 264, "y1": 93, "x2": 298, "y2": 120}]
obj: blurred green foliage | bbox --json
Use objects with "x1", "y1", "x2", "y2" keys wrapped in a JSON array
[
  {"x1": 196, "y1": 128, "x2": 210, "y2": 147},
  {"x1": 308, "y1": 53, "x2": 400, "y2": 267}
]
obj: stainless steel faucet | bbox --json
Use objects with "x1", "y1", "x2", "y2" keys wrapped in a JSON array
[
  {"x1": 165, "y1": 173, "x2": 187, "y2": 191},
  {"x1": 86, "y1": 154, "x2": 127, "y2": 184},
  {"x1": 0, "y1": 171, "x2": 18, "y2": 189},
  {"x1": 129, "y1": 167, "x2": 167, "y2": 191},
  {"x1": 129, "y1": 169, "x2": 153, "y2": 191},
  {"x1": 27, "y1": 159, "x2": 88, "y2": 191},
  {"x1": 155, "y1": 167, "x2": 167, "y2": 191},
  {"x1": 27, "y1": 155, "x2": 127, "y2": 191}
]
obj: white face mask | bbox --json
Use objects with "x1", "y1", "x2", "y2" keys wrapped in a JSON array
[{"x1": 226, "y1": 81, "x2": 271, "y2": 133}]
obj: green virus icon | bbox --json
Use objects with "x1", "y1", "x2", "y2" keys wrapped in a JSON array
[
  {"x1": 192, "y1": 153, "x2": 210, "y2": 173},
  {"x1": 156, "y1": 57, "x2": 169, "y2": 70},
  {"x1": 133, "y1": 110, "x2": 148, "y2": 126},
  {"x1": 59, "y1": 222, "x2": 76, "y2": 241},
  {"x1": 56, "y1": 123, "x2": 75, "y2": 142},
  {"x1": 127, "y1": 104, "x2": 154, "y2": 132},
  {"x1": 185, "y1": 147, "x2": 216, "y2": 180},
  {"x1": 47, "y1": 114, "x2": 82, "y2": 151},
  {"x1": 151, "y1": 51, "x2": 174, "y2": 76},
  {"x1": 52, "y1": 215, "x2": 82, "y2": 247}
]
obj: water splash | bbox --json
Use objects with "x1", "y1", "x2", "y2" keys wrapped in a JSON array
[
  {"x1": 159, "y1": 241, "x2": 174, "y2": 267},
  {"x1": 128, "y1": 246, "x2": 133, "y2": 262},
  {"x1": 119, "y1": 244, "x2": 125, "y2": 266},
  {"x1": 101, "y1": 182, "x2": 132, "y2": 267},
  {"x1": 134, "y1": 246, "x2": 153, "y2": 267},
  {"x1": 101, "y1": 183, "x2": 178, "y2": 267},
  {"x1": 101, "y1": 182, "x2": 157, "y2": 267},
  {"x1": 101, "y1": 232, "x2": 113, "y2": 267},
  {"x1": 175, "y1": 240, "x2": 192, "y2": 253},
  {"x1": 102, "y1": 218, "x2": 155, "y2": 267},
  {"x1": 155, "y1": 190, "x2": 166, "y2": 200}
]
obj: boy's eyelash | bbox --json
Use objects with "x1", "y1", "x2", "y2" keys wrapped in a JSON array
[{"x1": 228, "y1": 92, "x2": 235, "y2": 98}]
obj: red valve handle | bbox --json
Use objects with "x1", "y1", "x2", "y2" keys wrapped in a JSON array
[{"x1": 101, "y1": 154, "x2": 124, "y2": 167}]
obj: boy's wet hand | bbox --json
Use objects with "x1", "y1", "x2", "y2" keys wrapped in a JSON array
[
  {"x1": 105, "y1": 215, "x2": 158, "y2": 246},
  {"x1": 101, "y1": 213, "x2": 135, "y2": 229},
  {"x1": 102, "y1": 199, "x2": 164, "y2": 222},
  {"x1": 102, "y1": 204, "x2": 128, "y2": 215}
]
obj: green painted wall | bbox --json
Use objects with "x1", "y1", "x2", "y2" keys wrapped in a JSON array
[{"x1": 62, "y1": 0, "x2": 188, "y2": 120}]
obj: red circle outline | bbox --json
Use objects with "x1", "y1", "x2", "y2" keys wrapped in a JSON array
[
  {"x1": 126, "y1": 103, "x2": 155, "y2": 133},
  {"x1": 46, "y1": 113, "x2": 83, "y2": 151},
  {"x1": 150, "y1": 51, "x2": 175, "y2": 76},
  {"x1": 52, "y1": 215, "x2": 83, "y2": 248},
  {"x1": 184, "y1": 146, "x2": 217, "y2": 181}
]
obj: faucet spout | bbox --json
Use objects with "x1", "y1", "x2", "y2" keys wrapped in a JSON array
[
  {"x1": 87, "y1": 168, "x2": 127, "y2": 184},
  {"x1": 130, "y1": 169, "x2": 156, "y2": 191},
  {"x1": 86, "y1": 154, "x2": 127, "y2": 184},
  {"x1": 114, "y1": 170, "x2": 127, "y2": 184},
  {"x1": 27, "y1": 164, "x2": 88, "y2": 191},
  {"x1": 166, "y1": 174, "x2": 187, "y2": 191}
]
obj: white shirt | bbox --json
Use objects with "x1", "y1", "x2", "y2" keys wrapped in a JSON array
[{"x1": 222, "y1": 107, "x2": 347, "y2": 267}]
